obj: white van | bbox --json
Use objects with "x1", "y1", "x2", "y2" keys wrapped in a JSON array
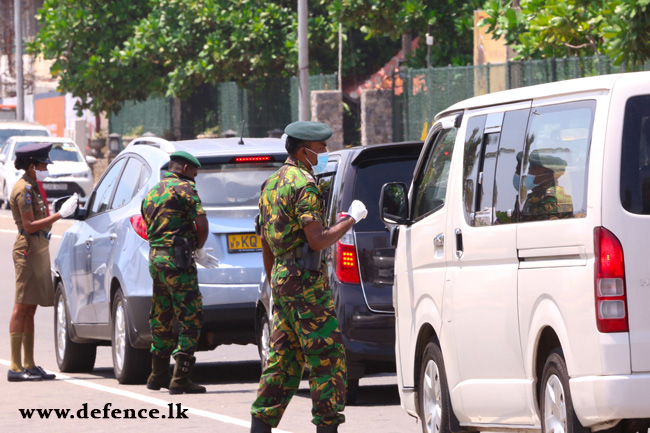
[{"x1": 379, "y1": 71, "x2": 650, "y2": 433}]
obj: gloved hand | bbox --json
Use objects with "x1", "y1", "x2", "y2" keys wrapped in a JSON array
[
  {"x1": 195, "y1": 247, "x2": 220, "y2": 268},
  {"x1": 347, "y1": 199, "x2": 368, "y2": 223},
  {"x1": 58, "y1": 193, "x2": 78, "y2": 218}
]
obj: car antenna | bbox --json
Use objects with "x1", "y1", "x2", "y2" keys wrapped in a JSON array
[{"x1": 238, "y1": 120, "x2": 245, "y2": 145}]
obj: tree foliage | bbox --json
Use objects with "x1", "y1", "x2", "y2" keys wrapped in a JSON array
[
  {"x1": 480, "y1": 0, "x2": 650, "y2": 66},
  {"x1": 30, "y1": 0, "x2": 481, "y2": 115}
]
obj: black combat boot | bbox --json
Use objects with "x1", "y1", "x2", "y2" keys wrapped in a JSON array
[
  {"x1": 146, "y1": 354, "x2": 171, "y2": 390},
  {"x1": 168, "y1": 352, "x2": 206, "y2": 395},
  {"x1": 316, "y1": 425, "x2": 338, "y2": 433},
  {"x1": 250, "y1": 415, "x2": 272, "y2": 433}
]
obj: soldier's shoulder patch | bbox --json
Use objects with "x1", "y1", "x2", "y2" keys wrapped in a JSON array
[{"x1": 25, "y1": 192, "x2": 32, "y2": 204}]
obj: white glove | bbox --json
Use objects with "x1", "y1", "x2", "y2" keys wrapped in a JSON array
[
  {"x1": 58, "y1": 193, "x2": 78, "y2": 218},
  {"x1": 347, "y1": 199, "x2": 368, "y2": 223},
  {"x1": 195, "y1": 247, "x2": 220, "y2": 268}
]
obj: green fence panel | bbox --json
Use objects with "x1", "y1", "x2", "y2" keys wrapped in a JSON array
[{"x1": 109, "y1": 96, "x2": 172, "y2": 137}]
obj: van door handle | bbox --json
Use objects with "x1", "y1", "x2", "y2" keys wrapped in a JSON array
[
  {"x1": 434, "y1": 233, "x2": 444, "y2": 247},
  {"x1": 455, "y1": 228, "x2": 464, "y2": 259}
]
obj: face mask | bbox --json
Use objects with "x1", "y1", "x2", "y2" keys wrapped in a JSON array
[
  {"x1": 512, "y1": 174, "x2": 520, "y2": 191},
  {"x1": 305, "y1": 148, "x2": 329, "y2": 175},
  {"x1": 36, "y1": 169, "x2": 50, "y2": 182},
  {"x1": 524, "y1": 174, "x2": 539, "y2": 190}
]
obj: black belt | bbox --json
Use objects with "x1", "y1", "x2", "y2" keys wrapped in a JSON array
[{"x1": 20, "y1": 229, "x2": 51, "y2": 240}]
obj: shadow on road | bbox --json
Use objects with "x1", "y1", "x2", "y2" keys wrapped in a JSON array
[{"x1": 296, "y1": 383, "x2": 401, "y2": 407}]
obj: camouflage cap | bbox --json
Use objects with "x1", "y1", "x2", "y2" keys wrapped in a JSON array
[
  {"x1": 517, "y1": 150, "x2": 567, "y2": 172},
  {"x1": 170, "y1": 150, "x2": 201, "y2": 168},
  {"x1": 284, "y1": 121, "x2": 332, "y2": 142}
]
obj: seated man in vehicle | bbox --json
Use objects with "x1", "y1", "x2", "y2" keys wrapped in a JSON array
[{"x1": 520, "y1": 150, "x2": 573, "y2": 221}]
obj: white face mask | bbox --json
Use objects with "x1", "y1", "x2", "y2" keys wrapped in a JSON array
[{"x1": 35, "y1": 169, "x2": 50, "y2": 182}]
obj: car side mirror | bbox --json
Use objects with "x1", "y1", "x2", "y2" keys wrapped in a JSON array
[
  {"x1": 0, "y1": 154, "x2": 5, "y2": 164},
  {"x1": 85, "y1": 155, "x2": 97, "y2": 165},
  {"x1": 52, "y1": 195, "x2": 81, "y2": 220},
  {"x1": 379, "y1": 182, "x2": 409, "y2": 225}
]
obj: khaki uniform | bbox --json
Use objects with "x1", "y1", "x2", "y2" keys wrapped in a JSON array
[{"x1": 10, "y1": 174, "x2": 53, "y2": 306}]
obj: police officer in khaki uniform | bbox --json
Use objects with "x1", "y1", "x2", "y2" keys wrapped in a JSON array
[{"x1": 7, "y1": 142, "x2": 78, "y2": 382}]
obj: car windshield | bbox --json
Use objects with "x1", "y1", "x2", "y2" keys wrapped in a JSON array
[
  {"x1": 195, "y1": 161, "x2": 283, "y2": 207},
  {"x1": 50, "y1": 142, "x2": 83, "y2": 162},
  {"x1": 0, "y1": 128, "x2": 48, "y2": 145}
]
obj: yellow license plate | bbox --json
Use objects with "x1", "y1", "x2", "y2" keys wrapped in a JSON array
[{"x1": 227, "y1": 233, "x2": 261, "y2": 252}]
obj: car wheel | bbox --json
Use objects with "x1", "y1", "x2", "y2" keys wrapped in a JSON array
[
  {"x1": 54, "y1": 282, "x2": 97, "y2": 372},
  {"x1": 346, "y1": 378, "x2": 360, "y2": 405},
  {"x1": 418, "y1": 340, "x2": 454, "y2": 433},
  {"x1": 540, "y1": 348, "x2": 586, "y2": 433},
  {"x1": 256, "y1": 309, "x2": 271, "y2": 369},
  {"x1": 111, "y1": 289, "x2": 151, "y2": 384}
]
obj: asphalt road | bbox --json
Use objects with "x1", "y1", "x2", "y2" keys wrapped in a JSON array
[{"x1": 0, "y1": 209, "x2": 421, "y2": 433}]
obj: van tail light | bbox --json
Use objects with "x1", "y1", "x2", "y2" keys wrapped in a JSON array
[
  {"x1": 335, "y1": 212, "x2": 360, "y2": 284},
  {"x1": 594, "y1": 227, "x2": 628, "y2": 333},
  {"x1": 130, "y1": 215, "x2": 148, "y2": 240}
]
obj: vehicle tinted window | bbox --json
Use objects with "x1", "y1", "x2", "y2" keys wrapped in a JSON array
[
  {"x1": 89, "y1": 158, "x2": 126, "y2": 216},
  {"x1": 353, "y1": 157, "x2": 419, "y2": 231},
  {"x1": 621, "y1": 95, "x2": 650, "y2": 214},
  {"x1": 519, "y1": 100, "x2": 594, "y2": 222},
  {"x1": 462, "y1": 115, "x2": 486, "y2": 224},
  {"x1": 195, "y1": 161, "x2": 283, "y2": 207},
  {"x1": 494, "y1": 109, "x2": 530, "y2": 224},
  {"x1": 111, "y1": 158, "x2": 144, "y2": 210},
  {"x1": 413, "y1": 128, "x2": 457, "y2": 220},
  {"x1": 0, "y1": 128, "x2": 48, "y2": 145}
]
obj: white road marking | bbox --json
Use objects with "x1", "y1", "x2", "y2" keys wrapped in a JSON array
[
  {"x1": 0, "y1": 229, "x2": 62, "y2": 239},
  {"x1": 0, "y1": 359, "x2": 291, "y2": 432}
]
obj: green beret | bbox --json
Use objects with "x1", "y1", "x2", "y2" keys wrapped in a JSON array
[
  {"x1": 285, "y1": 121, "x2": 332, "y2": 142},
  {"x1": 528, "y1": 151, "x2": 567, "y2": 172},
  {"x1": 170, "y1": 150, "x2": 201, "y2": 168}
]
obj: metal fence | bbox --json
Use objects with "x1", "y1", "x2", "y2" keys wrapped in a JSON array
[
  {"x1": 110, "y1": 74, "x2": 337, "y2": 139},
  {"x1": 394, "y1": 55, "x2": 650, "y2": 142}
]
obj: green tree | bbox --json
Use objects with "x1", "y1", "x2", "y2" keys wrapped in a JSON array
[{"x1": 480, "y1": 0, "x2": 650, "y2": 66}]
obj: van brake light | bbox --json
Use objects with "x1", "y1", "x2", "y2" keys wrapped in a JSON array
[
  {"x1": 130, "y1": 215, "x2": 148, "y2": 240},
  {"x1": 335, "y1": 213, "x2": 360, "y2": 284},
  {"x1": 594, "y1": 227, "x2": 628, "y2": 333}
]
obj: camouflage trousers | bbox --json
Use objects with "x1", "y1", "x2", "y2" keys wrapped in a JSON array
[
  {"x1": 148, "y1": 248, "x2": 203, "y2": 357},
  {"x1": 251, "y1": 270, "x2": 346, "y2": 427}
]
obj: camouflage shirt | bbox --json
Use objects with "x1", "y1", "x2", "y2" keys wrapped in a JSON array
[
  {"x1": 141, "y1": 172, "x2": 205, "y2": 247},
  {"x1": 520, "y1": 184, "x2": 573, "y2": 222},
  {"x1": 259, "y1": 156, "x2": 323, "y2": 259}
]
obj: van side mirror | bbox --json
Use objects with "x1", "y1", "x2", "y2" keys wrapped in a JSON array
[{"x1": 379, "y1": 182, "x2": 409, "y2": 225}]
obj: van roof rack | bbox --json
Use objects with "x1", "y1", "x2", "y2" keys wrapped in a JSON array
[{"x1": 130, "y1": 136, "x2": 175, "y2": 153}]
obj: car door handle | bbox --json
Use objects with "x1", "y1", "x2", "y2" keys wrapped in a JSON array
[
  {"x1": 85, "y1": 237, "x2": 93, "y2": 249},
  {"x1": 455, "y1": 228, "x2": 464, "y2": 259},
  {"x1": 109, "y1": 233, "x2": 118, "y2": 243},
  {"x1": 434, "y1": 233, "x2": 444, "y2": 247}
]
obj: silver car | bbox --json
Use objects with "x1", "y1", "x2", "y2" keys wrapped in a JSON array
[{"x1": 53, "y1": 135, "x2": 287, "y2": 383}]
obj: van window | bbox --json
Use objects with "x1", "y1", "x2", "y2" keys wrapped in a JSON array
[
  {"x1": 413, "y1": 128, "x2": 457, "y2": 220},
  {"x1": 494, "y1": 109, "x2": 530, "y2": 224},
  {"x1": 519, "y1": 100, "x2": 594, "y2": 222},
  {"x1": 621, "y1": 95, "x2": 650, "y2": 214}
]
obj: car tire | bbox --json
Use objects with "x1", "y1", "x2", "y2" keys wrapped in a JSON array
[
  {"x1": 54, "y1": 282, "x2": 97, "y2": 372},
  {"x1": 417, "y1": 340, "x2": 455, "y2": 433},
  {"x1": 540, "y1": 348, "x2": 587, "y2": 433},
  {"x1": 346, "y1": 378, "x2": 360, "y2": 405},
  {"x1": 256, "y1": 309, "x2": 271, "y2": 370},
  {"x1": 111, "y1": 289, "x2": 151, "y2": 384}
]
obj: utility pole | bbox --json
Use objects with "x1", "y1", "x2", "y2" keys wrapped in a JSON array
[
  {"x1": 298, "y1": 0, "x2": 309, "y2": 120},
  {"x1": 14, "y1": 0, "x2": 24, "y2": 120}
]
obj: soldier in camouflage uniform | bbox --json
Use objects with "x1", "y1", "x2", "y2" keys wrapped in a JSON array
[
  {"x1": 250, "y1": 121, "x2": 368, "y2": 433},
  {"x1": 519, "y1": 151, "x2": 573, "y2": 222},
  {"x1": 141, "y1": 150, "x2": 219, "y2": 395}
]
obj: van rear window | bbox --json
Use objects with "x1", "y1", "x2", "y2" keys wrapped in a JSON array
[{"x1": 621, "y1": 95, "x2": 650, "y2": 214}]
